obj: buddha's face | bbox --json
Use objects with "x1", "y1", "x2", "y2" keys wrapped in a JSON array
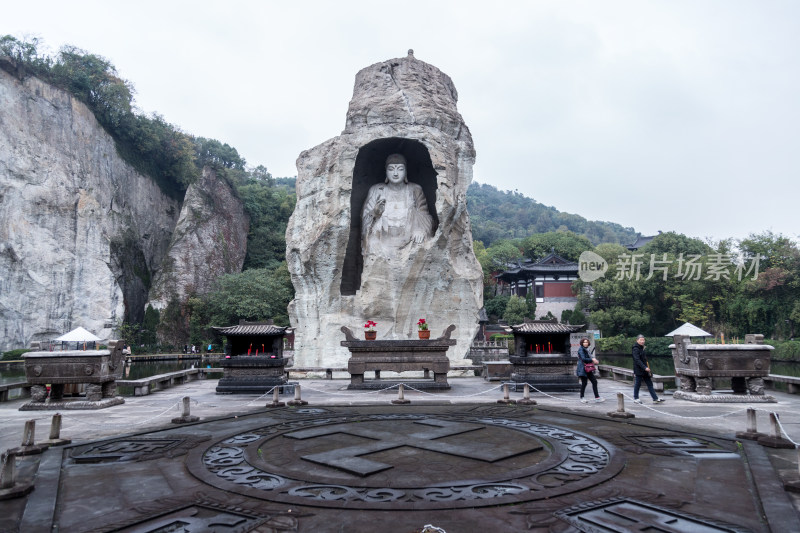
[{"x1": 386, "y1": 164, "x2": 406, "y2": 185}]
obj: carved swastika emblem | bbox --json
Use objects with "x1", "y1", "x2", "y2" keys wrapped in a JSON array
[{"x1": 284, "y1": 418, "x2": 543, "y2": 476}]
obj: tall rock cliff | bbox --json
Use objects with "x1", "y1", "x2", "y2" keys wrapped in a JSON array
[
  {"x1": 0, "y1": 65, "x2": 248, "y2": 351},
  {"x1": 146, "y1": 166, "x2": 249, "y2": 311}
]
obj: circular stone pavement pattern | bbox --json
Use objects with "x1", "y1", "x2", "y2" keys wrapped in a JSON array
[{"x1": 187, "y1": 411, "x2": 624, "y2": 510}]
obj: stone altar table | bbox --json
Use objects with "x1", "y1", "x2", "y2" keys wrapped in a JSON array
[
  {"x1": 671, "y1": 334, "x2": 776, "y2": 403},
  {"x1": 20, "y1": 340, "x2": 125, "y2": 410},
  {"x1": 341, "y1": 325, "x2": 456, "y2": 390}
]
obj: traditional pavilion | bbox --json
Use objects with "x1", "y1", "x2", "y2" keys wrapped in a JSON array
[
  {"x1": 495, "y1": 252, "x2": 579, "y2": 320},
  {"x1": 213, "y1": 320, "x2": 289, "y2": 394},
  {"x1": 509, "y1": 319, "x2": 586, "y2": 391}
]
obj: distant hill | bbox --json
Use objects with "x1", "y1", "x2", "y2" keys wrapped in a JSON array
[{"x1": 467, "y1": 182, "x2": 638, "y2": 246}]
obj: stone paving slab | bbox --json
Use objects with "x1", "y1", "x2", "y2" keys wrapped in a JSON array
[
  {"x1": 2, "y1": 400, "x2": 799, "y2": 532},
  {"x1": 2, "y1": 378, "x2": 800, "y2": 532}
]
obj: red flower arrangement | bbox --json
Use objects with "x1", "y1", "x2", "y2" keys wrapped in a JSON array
[
  {"x1": 364, "y1": 320, "x2": 377, "y2": 332},
  {"x1": 417, "y1": 318, "x2": 429, "y2": 331}
]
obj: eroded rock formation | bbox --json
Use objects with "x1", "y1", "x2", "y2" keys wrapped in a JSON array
[
  {"x1": 286, "y1": 51, "x2": 483, "y2": 367},
  {"x1": 0, "y1": 65, "x2": 247, "y2": 351},
  {"x1": 146, "y1": 167, "x2": 249, "y2": 311}
]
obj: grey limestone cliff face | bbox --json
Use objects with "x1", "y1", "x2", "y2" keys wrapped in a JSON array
[
  {"x1": 0, "y1": 65, "x2": 248, "y2": 351},
  {"x1": 286, "y1": 52, "x2": 483, "y2": 367},
  {"x1": 146, "y1": 166, "x2": 249, "y2": 311}
]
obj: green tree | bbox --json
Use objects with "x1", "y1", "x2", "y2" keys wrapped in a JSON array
[
  {"x1": 205, "y1": 264, "x2": 294, "y2": 327},
  {"x1": 521, "y1": 231, "x2": 593, "y2": 262},
  {"x1": 484, "y1": 294, "x2": 509, "y2": 320},
  {"x1": 503, "y1": 295, "x2": 529, "y2": 325}
]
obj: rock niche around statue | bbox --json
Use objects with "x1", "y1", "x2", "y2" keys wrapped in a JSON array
[{"x1": 287, "y1": 51, "x2": 483, "y2": 368}]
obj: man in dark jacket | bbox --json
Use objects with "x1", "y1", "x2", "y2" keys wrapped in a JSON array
[{"x1": 632, "y1": 335, "x2": 664, "y2": 404}]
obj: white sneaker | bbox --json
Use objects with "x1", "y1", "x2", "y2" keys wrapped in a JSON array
[
  {"x1": 580, "y1": 398, "x2": 588, "y2": 403},
  {"x1": 653, "y1": 398, "x2": 665, "y2": 403},
  {"x1": 633, "y1": 399, "x2": 642, "y2": 404},
  {"x1": 594, "y1": 397, "x2": 605, "y2": 403}
]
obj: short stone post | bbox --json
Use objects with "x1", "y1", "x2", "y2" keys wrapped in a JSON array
[
  {"x1": 517, "y1": 383, "x2": 537, "y2": 405},
  {"x1": 758, "y1": 412, "x2": 794, "y2": 448},
  {"x1": 0, "y1": 451, "x2": 35, "y2": 500},
  {"x1": 8, "y1": 420, "x2": 46, "y2": 456},
  {"x1": 287, "y1": 384, "x2": 308, "y2": 406},
  {"x1": 392, "y1": 383, "x2": 411, "y2": 405},
  {"x1": 736, "y1": 408, "x2": 765, "y2": 440},
  {"x1": 607, "y1": 392, "x2": 635, "y2": 419},
  {"x1": 266, "y1": 386, "x2": 285, "y2": 408},
  {"x1": 0, "y1": 452, "x2": 14, "y2": 490},
  {"x1": 497, "y1": 383, "x2": 517, "y2": 405},
  {"x1": 171, "y1": 396, "x2": 200, "y2": 424},
  {"x1": 41, "y1": 413, "x2": 71, "y2": 446}
]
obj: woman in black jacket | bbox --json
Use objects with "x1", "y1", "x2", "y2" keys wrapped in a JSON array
[
  {"x1": 632, "y1": 335, "x2": 664, "y2": 403},
  {"x1": 576, "y1": 337, "x2": 604, "y2": 403}
]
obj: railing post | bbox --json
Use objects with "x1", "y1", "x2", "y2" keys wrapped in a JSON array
[
  {"x1": 287, "y1": 384, "x2": 308, "y2": 406},
  {"x1": 517, "y1": 383, "x2": 536, "y2": 405},
  {"x1": 41, "y1": 413, "x2": 71, "y2": 446},
  {"x1": 497, "y1": 383, "x2": 517, "y2": 405},
  {"x1": 736, "y1": 408, "x2": 765, "y2": 440},
  {"x1": 607, "y1": 392, "x2": 635, "y2": 419},
  {"x1": 392, "y1": 383, "x2": 411, "y2": 405},
  {"x1": 757, "y1": 412, "x2": 794, "y2": 448},
  {"x1": 171, "y1": 396, "x2": 199, "y2": 424},
  {"x1": 267, "y1": 386, "x2": 285, "y2": 408}
]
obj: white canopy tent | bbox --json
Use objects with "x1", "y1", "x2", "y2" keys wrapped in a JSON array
[
  {"x1": 54, "y1": 327, "x2": 102, "y2": 342},
  {"x1": 664, "y1": 322, "x2": 712, "y2": 338}
]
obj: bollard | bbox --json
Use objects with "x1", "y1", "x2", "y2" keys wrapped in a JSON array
[
  {"x1": 41, "y1": 413, "x2": 71, "y2": 446},
  {"x1": 267, "y1": 386, "x2": 285, "y2": 408},
  {"x1": 517, "y1": 383, "x2": 537, "y2": 405},
  {"x1": 287, "y1": 384, "x2": 308, "y2": 406},
  {"x1": 607, "y1": 392, "x2": 635, "y2": 419},
  {"x1": 497, "y1": 383, "x2": 517, "y2": 405},
  {"x1": 0, "y1": 451, "x2": 34, "y2": 500},
  {"x1": 392, "y1": 383, "x2": 411, "y2": 405},
  {"x1": 171, "y1": 396, "x2": 200, "y2": 424},
  {"x1": 757, "y1": 412, "x2": 794, "y2": 449},
  {"x1": 8, "y1": 420, "x2": 46, "y2": 456},
  {"x1": 0, "y1": 452, "x2": 13, "y2": 490},
  {"x1": 736, "y1": 408, "x2": 765, "y2": 440}
]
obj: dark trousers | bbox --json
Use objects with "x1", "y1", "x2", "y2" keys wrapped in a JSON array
[
  {"x1": 579, "y1": 373, "x2": 599, "y2": 398},
  {"x1": 634, "y1": 374, "x2": 658, "y2": 400}
]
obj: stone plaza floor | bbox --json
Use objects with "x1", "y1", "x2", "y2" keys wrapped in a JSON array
[{"x1": 2, "y1": 377, "x2": 800, "y2": 532}]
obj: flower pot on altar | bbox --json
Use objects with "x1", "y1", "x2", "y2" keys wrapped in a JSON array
[
  {"x1": 365, "y1": 331, "x2": 377, "y2": 340},
  {"x1": 418, "y1": 330, "x2": 430, "y2": 340}
]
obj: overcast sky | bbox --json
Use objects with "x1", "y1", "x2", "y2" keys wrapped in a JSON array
[{"x1": 5, "y1": 1, "x2": 799, "y2": 243}]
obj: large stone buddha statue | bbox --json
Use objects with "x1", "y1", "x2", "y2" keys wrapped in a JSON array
[{"x1": 361, "y1": 153, "x2": 433, "y2": 259}]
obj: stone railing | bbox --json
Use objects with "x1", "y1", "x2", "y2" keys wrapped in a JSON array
[
  {"x1": 596, "y1": 364, "x2": 675, "y2": 392},
  {"x1": 0, "y1": 381, "x2": 31, "y2": 402},
  {"x1": 763, "y1": 374, "x2": 800, "y2": 394},
  {"x1": 117, "y1": 367, "x2": 223, "y2": 396}
]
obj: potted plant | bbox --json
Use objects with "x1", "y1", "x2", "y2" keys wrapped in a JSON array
[
  {"x1": 417, "y1": 318, "x2": 430, "y2": 339},
  {"x1": 364, "y1": 320, "x2": 377, "y2": 340}
]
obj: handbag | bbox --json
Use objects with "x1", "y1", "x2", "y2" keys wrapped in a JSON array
[{"x1": 583, "y1": 362, "x2": 596, "y2": 373}]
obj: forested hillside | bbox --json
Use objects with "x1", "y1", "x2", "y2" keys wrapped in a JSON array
[{"x1": 467, "y1": 182, "x2": 638, "y2": 247}]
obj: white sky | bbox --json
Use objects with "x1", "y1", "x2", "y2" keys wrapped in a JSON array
[{"x1": 5, "y1": 0, "x2": 799, "y2": 243}]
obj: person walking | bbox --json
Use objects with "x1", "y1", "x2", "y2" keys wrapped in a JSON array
[
  {"x1": 632, "y1": 334, "x2": 664, "y2": 404},
  {"x1": 577, "y1": 337, "x2": 604, "y2": 403}
]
